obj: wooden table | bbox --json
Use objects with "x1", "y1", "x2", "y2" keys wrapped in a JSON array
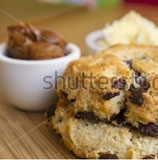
[{"x1": 0, "y1": 0, "x2": 158, "y2": 158}]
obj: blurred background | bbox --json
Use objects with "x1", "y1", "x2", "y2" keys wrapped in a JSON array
[{"x1": 0, "y1": 0, "x2": 158, "y2": 55}]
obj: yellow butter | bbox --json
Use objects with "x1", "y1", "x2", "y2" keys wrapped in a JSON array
[{"x1": 102, "y1": 11, "x2": 158, "y2": 46}]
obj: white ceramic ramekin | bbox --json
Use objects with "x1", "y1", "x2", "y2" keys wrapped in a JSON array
[
  {"x1": 0, "y1": 43, "x2": 80, "y2": 111},
  {"x1": 85, "y1": 29, "x2": 107, "y2": 55}
]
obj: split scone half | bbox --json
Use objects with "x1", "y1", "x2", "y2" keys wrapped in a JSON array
[
  {"x1": 47, "y1": 98, "x2": 158, "y2": 159},
  {"x1": 47, "y1": 44, "x2": 158, "y2": 159}
]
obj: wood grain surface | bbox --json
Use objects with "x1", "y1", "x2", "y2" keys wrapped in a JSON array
[{"x1": 0, "y1": 0, "x2": 158, "y2": 158}]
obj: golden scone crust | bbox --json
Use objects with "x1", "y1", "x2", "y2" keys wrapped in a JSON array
[
  {"x1": 48, "y1": 101, "x2": 158, "y2": 159},
  {"x1": 57, "y1": 44, "x2": 158, "y2": 131}
]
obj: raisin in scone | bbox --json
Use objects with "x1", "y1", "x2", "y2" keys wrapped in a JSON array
[
  {"x1": 47, "y1": 100, "x2": 158, "y2": 159},
  {"x1": 57, "y1": 44, "x2": 158, "y2": 136}
]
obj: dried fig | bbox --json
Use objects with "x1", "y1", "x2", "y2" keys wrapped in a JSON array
[
  {"x1": 7, "y1": 22, "x2": 41, "y2": 41},
  {"x1": 29, "y1": 42, "x2": 64, "y2": 60},
  {"x1": 40, "y1": 29, "x2": 67, "y2": 49},
  {"x1": 7, "y1": 33, "x2": 31, "y2": 59}
]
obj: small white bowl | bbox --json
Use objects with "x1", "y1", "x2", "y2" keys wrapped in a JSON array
[
  {"x1": 0, "y1": 43, "x2": 80, "y2": 111},
  {"x1": 85, "y1": 29, "x2": 107, "y2": 55}
]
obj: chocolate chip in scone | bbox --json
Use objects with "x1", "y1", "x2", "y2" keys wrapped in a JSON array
[
  {"x1": 141, "y1": 79, "x2": 150, "y2": 92},
  {"x1": 99, "y1": 153, "x2": 118, "y2": 159},
  {"x1": 110, "y1": 114, "x2": 118, "y2": 121},
  {"x1": 132, "y1": 68, "x2": 143, "y2": 85},
  {"x1": 139, "y1": 123, "x2": 158, "y2": 137},
  {"x1": 103, "y1": 92, "x2": 120, "y2": 100},
  {"x1": 70, "y1": 98, "x2": 76, "y2": 102},
  {"x1": 61, "y1": 91, "x2": 68, "y2": 98},
  {"x1": 133, "y1": 71, "x2": 150, "y2": 92},
  {"x1": 135, "y1": 75, "x2": 145, "y2": 85},
  {"x1": 57, "y1": 118, "x2": 62, "y2": 123},
  {"x1": 134, "y1": 69, "x2": 141, "y2": 78},
  {"x1": 110, "y1": 108, "x2": 126, "y2": 125},
  {"x1": 61, "y1": 91, "x2": 76, "y2": 102},
  {"x1": 129, "y1": 91, "x2": 144, "y2": 106},
  {"x1": 129, "y1": 64, "x2": 150, "y2": 92},
  {"x1": 129, "y1": 84, "x2": 139, "y2": 92},
  {"x1": 76, "y1": 111, "x2": 99, "y2": 121},
  {"x1": 129, "y1": 80, "x2": 150, "y2": 93},
  {"x1": 116, "y1": 113, "x2": 126, "y2": 125},
  {"x1": 46, "y1": 104, "x2": 57, "y2": 122},
  {"x1": 142, "y1": 154, "x2": 155, "y2": 159},
  {"x1": 112, "y1": 79, "x2": 127, "y2": 90},
  {"x1": 125, "y1": 60, "x2": 133, "y2": 69}
]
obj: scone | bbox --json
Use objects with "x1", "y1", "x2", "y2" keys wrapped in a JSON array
[
  {"x1": 57, "y1": 44, "x2": 158, "y2": 136},
  {"x1": 47, "y1": 99, "x2": 158, "y2": 159}
]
